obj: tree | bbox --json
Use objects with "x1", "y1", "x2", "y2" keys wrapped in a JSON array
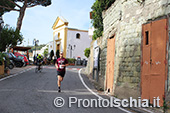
[
  {"x1": 56, "y1": 50, "x2": 60, "y2": 59},
  {"x1": 43, "y1": 48, "x2": 48, "y2": 57},
  {"x1": 50, "y1": 50, "x2": 54, "y2": 60},
  {"x1": 84, "y1": 48, "x2": 90, "y2": 58},
  {"x1": 0, "y1": 0, "x2": 15, "y2": 16},
  {"x1": 0, "y1": 0, "x2": 52, "y2": 30},
  {"x1": 0, "y1": 0, "x2": 15, "y2": 40},
  {"x1": 0, "y1": 26, "x2": 23, "y2": 52}
]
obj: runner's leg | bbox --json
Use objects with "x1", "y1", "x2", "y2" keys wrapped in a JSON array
[
  {"x1": 57, "y1": 75, "x2": 63, "y2": 87},
  {"x1": 57, "y1": 75, "x2": 63, "y2": 92}
]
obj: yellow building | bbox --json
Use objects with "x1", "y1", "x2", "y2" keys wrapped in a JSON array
[
  {"x1": 52, "y1": 16, "x2": 68, "y2": 58},
  {"x1": 52, "y1": 16, "x2": 91, "y2": 59}
]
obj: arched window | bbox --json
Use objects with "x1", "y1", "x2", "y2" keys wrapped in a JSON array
[{"x1": 76, "y1": 33, "x2": 80, "y2": 39}]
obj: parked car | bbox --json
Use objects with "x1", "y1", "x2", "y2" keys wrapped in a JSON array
[
  {"x1": 7, "y1": 60, "x2": 15, "y2": 69},
  {"x1": 4, "y1": 52, "x2": 25, "y2": 67},
  {"x1": 75, "y1": 57, "x2": 81, "y2": 65},
  {"x1": 82, "y1": 59, "x2": 87, "y2": 66},
  {"x1": 14, "y1": 52, "x2": 29, "y2": 66}
]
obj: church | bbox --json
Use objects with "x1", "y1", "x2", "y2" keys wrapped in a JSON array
[{"x1": 52, "y1": 16, "x2": 92, "y2": 59}]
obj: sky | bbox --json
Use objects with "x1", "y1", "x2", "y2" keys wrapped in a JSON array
[{"x1": 2, "y1": 0, "x2": 95, "y2": 46}]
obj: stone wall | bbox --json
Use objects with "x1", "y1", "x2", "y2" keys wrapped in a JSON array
[
  {"x1": 83, "y1": 40, "x2": 95, "y2": 76},
  {"x1": 83, "y1": 37, "x2": 107, "y2": 90},
  {"x1": 102, "y1": 0, "x2": 170, "y2": 99}
]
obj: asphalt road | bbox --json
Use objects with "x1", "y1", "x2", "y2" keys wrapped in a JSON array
[{"x1": 0, "y1": 66, "x2": 130, "y2": 113}]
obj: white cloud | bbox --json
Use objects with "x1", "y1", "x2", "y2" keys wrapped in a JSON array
[{"x1": 3, "y1": 0, "x2": 94, "y2": 45}]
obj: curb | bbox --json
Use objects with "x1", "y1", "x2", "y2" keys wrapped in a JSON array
[
  {"x1": 0, "y1": 67, "x2": 34, "y2": 82},
  {"x1": 79, "y1": 68, "x2": 163, "y2": 113}
]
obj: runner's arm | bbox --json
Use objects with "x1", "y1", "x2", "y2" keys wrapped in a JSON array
[
  {"x1": 55, "y1": 62, "x2": 58, "y2": 69},
  {"x1": 63, "y1": 59, "x2": 69, "y2": 67}
]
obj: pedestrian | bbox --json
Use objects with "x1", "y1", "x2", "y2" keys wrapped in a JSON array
[
  {"x1": 53, "y1": 56, "x2": 57, "y2": 65},
  {"x1": 33, "y1": 55, "x2": 36, "y2": 64},
  {"x1": 55, "y1": 51, "x2": 68, "y2": 92}
]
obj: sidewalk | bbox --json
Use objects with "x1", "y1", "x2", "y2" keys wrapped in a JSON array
[{"x1": 10, "y1": 65, "x2": 35, "y2": 75}]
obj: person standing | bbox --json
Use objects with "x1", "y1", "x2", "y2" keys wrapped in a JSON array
[{"x1": 55, "y1": 52, "x2": 68, "y2": 92}]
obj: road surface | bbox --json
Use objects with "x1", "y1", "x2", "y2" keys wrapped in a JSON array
[{"x1": 0, "y1": 66, "x2": 131, "y2": 113}]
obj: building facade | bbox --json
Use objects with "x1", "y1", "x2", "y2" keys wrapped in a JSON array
[{"x1": 52, "y1": 16, "x2": 92, "y2": 59}]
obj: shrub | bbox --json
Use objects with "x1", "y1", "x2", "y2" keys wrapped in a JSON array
[
  {"x1": 66, "y1": 58, "x2": 76, "y2": 64},
  {"x1": 56, "y1": 50, "x2": 60, "y2": 58},
  {"x1": 0, "y1": 26, "x2": 23, "y2": 52},
  {"x1": 0, "y1": 52, "x2": 4, "y2": 65},
  {"x1": 84, "y1": 48, "x2": 90, "y2": 58},
  {"x1": 50, "y1": 50, "x2": 54, "y2": 60},
  {"x1": 0, "y1": 52, "x2": 9, "y2": 66}
]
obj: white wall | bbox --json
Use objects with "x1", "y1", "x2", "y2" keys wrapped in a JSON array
[
  {"x1": 66, "y1": 29, "x2": 92, "y2": 59},
  {"x1": 48, "y1": 41, "x2": 53, "y2": 54}
]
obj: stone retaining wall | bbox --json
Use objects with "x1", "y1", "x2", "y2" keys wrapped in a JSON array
[{"x1": 102, "y1": 0, "x2": 170, "y2": 99}]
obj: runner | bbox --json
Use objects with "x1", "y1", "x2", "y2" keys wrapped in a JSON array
[
  {"x1": 36, "y1": 54, "x2": 43, "y2": 71},
  {"x1": 55, "y1": 51, "x2": 68, "y2": 92}
]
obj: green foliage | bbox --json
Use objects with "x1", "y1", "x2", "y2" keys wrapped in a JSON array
[
  {"x1": 92, "y1": 29, "x2": 103, "y2": 40},
  {"x1": 28, "y1": 44, "x2": 46, "y2": 53},
  {"x1": 50, "y1": 59, "x2": 53, "y2": 64},
  {"x1": 32, "y1": 44, "x2": 46, "y2": 50},
  {"x1": 66, "y1": 58, "x2": 76, "y2": 64},
  {"x1": 91, "y1": 0, "x2": 116, "y2": 40},
  {"x1": 0, "y1": 52, "x2": 9, "y2": 66},
  {"x1": 0, "y1": 0, "x2": 15, "y2": 16},
  {"x1": 0, "y1": 52, "x2": 4, "y2": 65},
  {"x1": 56, "y1": 50, "x2": 60, "y2": 58},
  {"x1": 163, "y1": 97, "x2": 169, "y2": 113},
  {"x1": 0, "y1": 26, "x2": 23, "y2": 52},
  {"x1": 84, "y1": 48, "x2": 90, "y2": 58},
  {"x1": 43, "y1": 48, "x2": 48, "y2": 57},
  {"x1": 0, "y1": 0, "x2": 52, "y2": 30}
]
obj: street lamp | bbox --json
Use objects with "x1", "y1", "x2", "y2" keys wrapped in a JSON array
[
  {"x1": 68, "y1": 44, "x2": 76, "y2": 58},
  {"x1": 33, "y1": 38, "x2": 39, "y2": 56}
]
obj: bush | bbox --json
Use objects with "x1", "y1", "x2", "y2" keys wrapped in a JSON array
[
  {"x1": 66, "y1": 58, "x2": 76, "y2": 64},
  {"x1": 0, "y1": 52, "x2": 9, "y2": 66},
  {"x1": 56, "y1": 50, "x2": 60, "y2": 58},
  {"x1": 84, "y1": 48, "x2": 90, "y2": 58},
  {"x1": 43, "y1": 48, "x2": 48, "y2": 57},
  {"x1": 0, "y1": 26, "x2": 23, "y2": 52},
  {"x1": 50, "y1": 59, "x2": 53, "y2": 64},
  {"x1": 50, "y1": 50, "x2": 54, "y2": 60},
  {"x1": 0, "y1": 52, "x2": 4, "y2": 65}
]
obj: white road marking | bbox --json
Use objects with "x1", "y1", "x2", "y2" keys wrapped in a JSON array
[
  {"x1": 0, "y1": 67, "x2": 34, "y2": 82},
  {"x1": 78, "y1": 68, "x2": 132, "y2": 113},
  {"x1": 78, "y1": 69, "x2": 154, "y2": 113}
]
